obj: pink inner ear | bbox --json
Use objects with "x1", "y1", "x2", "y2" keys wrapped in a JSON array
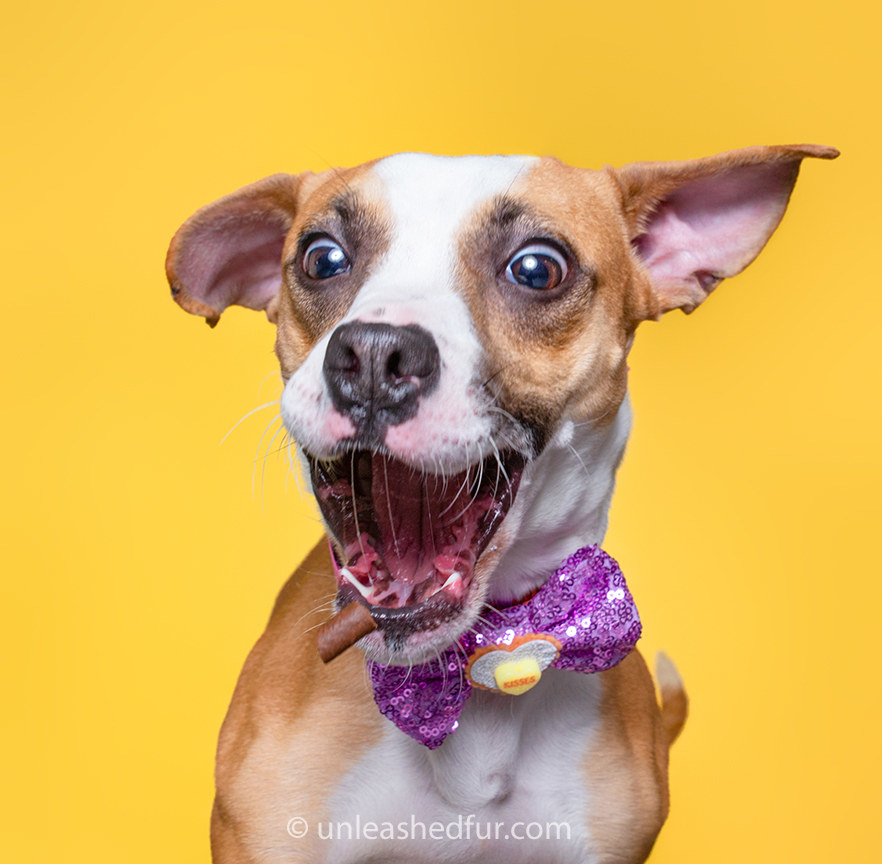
[
  {"x1": 173, "y1": 213, "x2": 289, "y2": 318},
  {"x1": 634, "y1": 160, "x2": 799, "y2": 311}
]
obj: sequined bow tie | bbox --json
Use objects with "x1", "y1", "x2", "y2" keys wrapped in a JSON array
[{"x1": 368, "y1": 545, "x2": 641, "y2": 749}]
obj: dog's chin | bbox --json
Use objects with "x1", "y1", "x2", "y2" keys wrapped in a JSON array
[
  {"x1": 308, "y1": 448, "x2": 525, "y2": 665},
  {"x1": 351, "y1": 602, "x2": 483, "y2": 666}
]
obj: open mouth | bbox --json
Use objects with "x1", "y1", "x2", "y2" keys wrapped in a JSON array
[{"x1": 309, "y1": 450, "x2": 524, "y2": 635}]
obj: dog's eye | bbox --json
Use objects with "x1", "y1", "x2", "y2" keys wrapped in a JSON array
[
  {"x1": 505, "y1": 243, "x2": 568, "y2": 290},
  {"x1": 303, "y1": 238, "x2": 351, "y2": 279}
]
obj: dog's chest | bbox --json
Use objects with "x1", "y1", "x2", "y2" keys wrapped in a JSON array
[{"x1": 322, "y1": 669, "x2": 603, "y2": 864}]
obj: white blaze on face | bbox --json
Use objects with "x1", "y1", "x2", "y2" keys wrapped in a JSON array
[
  {"x1": 282, "y1": 153, "x2": 537, "y2": 468},
  {"x1": 356, "y1": 153, "x2": 536, "y2": 469}
]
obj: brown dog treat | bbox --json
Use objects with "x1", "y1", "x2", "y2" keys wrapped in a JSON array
[{"x1": 317, "y1": 602, "x2": 377, "y2": 663}]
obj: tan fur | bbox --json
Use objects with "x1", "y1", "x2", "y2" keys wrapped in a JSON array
[
  {"x1": 274, "y1": 162, "x2": 388, "y2": 377},
  {"x1": 455, "y1": 160, "x2": 641, "y2": 431},
  {"x1": 583, "y1": 651, "x2": 685, "y2": 863}
]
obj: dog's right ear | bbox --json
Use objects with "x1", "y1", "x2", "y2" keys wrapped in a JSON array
[{"x1": 166, "y1": 173, "x2": 302, "y2": 327}]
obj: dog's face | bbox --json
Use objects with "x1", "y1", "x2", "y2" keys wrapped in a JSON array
[{"x1": 168, "y1": 145, "x2": 836, "y2": 663}]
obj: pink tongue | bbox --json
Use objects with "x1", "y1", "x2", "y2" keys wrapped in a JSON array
[{"x1": 371, "y1": 454, "x2": 448, "y2": 584}]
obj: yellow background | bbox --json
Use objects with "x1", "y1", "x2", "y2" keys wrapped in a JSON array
[{"x1": 3, "y1": 1, "x2": 879, "y2": 861}]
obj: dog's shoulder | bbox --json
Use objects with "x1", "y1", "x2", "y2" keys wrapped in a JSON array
[
  {"x1": 583, "y1": 652, "x2": 684, "y2": 862},
  {"x1": 212, "y1": 542, "x2": 384, "y2": 861},
  {"x1": 218, "y1": 539, "x2": 382, "y2": 740}
]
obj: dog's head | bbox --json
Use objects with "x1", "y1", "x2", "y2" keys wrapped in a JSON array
[{"x1": 168, "y1": 146, "x2": 836, "y2": 663}]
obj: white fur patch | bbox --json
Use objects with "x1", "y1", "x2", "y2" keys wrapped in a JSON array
[
  {"x1": 324, "y1": 668, "x2": 602, "y2": 863},
  {"x1": 485, "y1": 399, "x2": 633, "y2": 603}
]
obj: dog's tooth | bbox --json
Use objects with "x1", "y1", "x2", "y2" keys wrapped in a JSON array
[
  {"x1": 339, "y1": 567, "x2": 372, "y2": 599},
  {"x1": 427, "y1": 571, "x2": 462, "y2": 599},
  {"x1": 441, "y1": 571, "x2": 462, "y2": 590}
]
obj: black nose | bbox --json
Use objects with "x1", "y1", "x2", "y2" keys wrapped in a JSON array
[{"x1": 323, "y1": 322, "x2": 441, "y2": 439}]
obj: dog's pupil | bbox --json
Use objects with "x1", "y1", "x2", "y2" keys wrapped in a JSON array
[
  {"x1": 513, "y1": 253, "x2": 559, "y2": 289},
  {"x1": 308, "y1": 245, "x2": 350, "y2": 279}
]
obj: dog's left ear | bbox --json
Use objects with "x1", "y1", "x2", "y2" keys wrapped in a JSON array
[
  {"x1": 166, "y1": 173, "x2": 303, "y2": 327},
  {"x1": 613, "y1": 144, "x2": 839, "y2": 315}
]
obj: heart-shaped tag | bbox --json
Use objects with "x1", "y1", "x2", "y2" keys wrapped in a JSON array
[
  {"x1": 465, "y1": 633, "x2": 562, "y2": 695},
  {"x1": 493, "y1": 656, "x2": 542, "y2": 694}
]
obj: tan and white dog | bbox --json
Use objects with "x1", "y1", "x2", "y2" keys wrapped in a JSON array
[{"x1": 167, "y1": 144, "x2": 836, "y2": 864}]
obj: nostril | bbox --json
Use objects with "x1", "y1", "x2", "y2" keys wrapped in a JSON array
[
  {"x1": 340, "y1": 346, "x2": 360, "y2": 375},
  {"x1": 386, "y1": 349, "x2": 403, "y2": 380}
]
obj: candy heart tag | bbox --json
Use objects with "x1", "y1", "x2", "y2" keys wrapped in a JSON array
[
  {"x1": 493, "y1": 656, "x2": 542, "y2": 695},
  {"x1": 465, "y1": 633, "x2": 562, "y2": 695}
]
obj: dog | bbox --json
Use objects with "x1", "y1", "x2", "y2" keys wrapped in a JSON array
[{"x1": 166, "y1": 144, "x2": 837, "y2": 863}]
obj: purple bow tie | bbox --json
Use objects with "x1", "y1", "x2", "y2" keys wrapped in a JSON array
[{"x1": 368, "y1": 545, "x2": 641, "y2": 749}]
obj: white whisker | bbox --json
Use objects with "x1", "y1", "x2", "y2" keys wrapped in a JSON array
[
  {"x1": 383, "y1": 456, "x2": 401, "y2": 559},
  {"x1": 252, "y1": 413, "x2": 283, "y2": 497},
  {"x1": 567, "y1": 442, "x2": 592, "y2": 482},
  {"x1": 219, "y1": 399, "x2": 279, "y2": 446},
  {"x1": 256, "y1": 370, "x2": 283, "y2": 400},
  {"x1": 351, "y1": 452, "x2": 367, "y2": 561}
]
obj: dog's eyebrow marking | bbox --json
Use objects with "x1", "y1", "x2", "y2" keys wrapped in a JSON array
[
  {"x1": 486, "y1": 196, "x2": 529, "y2": 229},
  {"x1": 331, "y1": 191, "x2": 359, "y2": 225},
  {"x1": 295, "y1": 190, "x2": 377, "y2": 243},
  {"x1": 482, "y1": 195, "x2": 570, "y2": 245}
]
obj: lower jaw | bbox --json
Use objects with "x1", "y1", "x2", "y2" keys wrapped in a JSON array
[
  {"x1": 353, "y1": 614, "x2": 476, "y2": 665},
  {"x1": 330, "y1": 549, "x2": 476, "y2": 663},
  {"x1": 335, "y1": 531, "x2": 516, "y2": 666}
]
